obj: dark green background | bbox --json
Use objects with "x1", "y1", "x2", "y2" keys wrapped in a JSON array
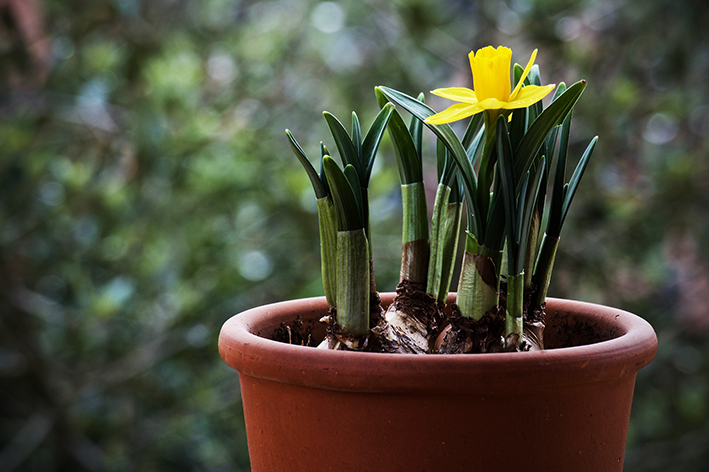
[{"x1": 1, "y1": 0, "x2": 708, "y2": 470}]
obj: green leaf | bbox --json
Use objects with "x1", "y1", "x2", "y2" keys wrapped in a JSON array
[
  {"x1": 436, "y1": 138, "x2": 447, "y2": 183},
  {"x1": 323, "y1": 156, "x2": 362, "y2": 231},
  {"x1": 546, "y1": 111, "x2": 572, "y2": 237},
  {"x1": 518, "y1": 157, "x2": 546, "y2": 272},
  {"x1": 285, "y1": 129, "x2": 327, "y2": 199},
  {"x1": 409, "y1": 92, "x2": 425, "y2": 157},
  {"x1": 496, "y1": 116, "x2": 518, "y2": 273},
  {"x1": 316, "y1": 197, "x2": 338, "y2": 307},
  {"x1": 448, "y1": 174, "x2": 463, "y2": 204},
  {"x1": 319, "y1": 141, "x2": 331, "y2": 196},
  {"x1": 540, "y1": 82, "x2": 567, "y2": 173},
  {"x1": 438, "y1": 138, "x2": 461, "y2": 190},
  {"x1": 323, "y1": 112, "x2": 364, "y2": 184},
  {"x1": 513, "y1": 63, "x2": 524, "y2": 91},
  {"x1": 483, "y1": 172, "x2": 506, "y2": 252},
  {"x1": 516, "y1": 173, "x2": 530, "y2": 246},
  {"x1": 344, "y1": 164, "x2": 363, "y2": 220},
  {"x1": 374, "y1": 88, "x2": 422, "y2": 185},
  {"x1": 351, "y1": 112, "x2": 362, "y2": 160},
  {"x1": 362, "y1": 103, "x2": 394, "y2": 182},
  {"x1": 543, "y1": 126, "x2": 559, "y2": 172},
  {"x1": 335, "y1": 228, "x2": 370, "y2": 335},
  {"x1": 461, "y1": 107, "x2": 484, "y2": 149},
  {"x1": 551, "y1": 81, "x2": 567, "y2": 102},
  {"x1": 320, "y1": 141, "x2": 330, "y2": 159},
  {"x1": 527, "y1": 65, "x2": 543, "y2": 123},
  {"x1": 375, "y1": 86, "x2": 389, "y2": 109},
  {"x1": 534, "y1": 154, "x2": 550, "y2": 216},
  {"x1": 560, "y1": 136, "x2": 597, "y2": 227},
  {"x1": 509, "y1": 102, "x2": 528, "y2": 152},
  {"x1": 376, "y1": 85, "x2": 482, "y2": 237},
  {"x1": 513, "y1": 80, "x2": 587, "y2": 189},
  {"x1": 465, "y1": 122, "x2": 485, "y2": 168}
]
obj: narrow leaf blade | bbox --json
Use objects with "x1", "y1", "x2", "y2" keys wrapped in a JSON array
[
  {"x1": 513, "y1": 80, "x2": 587, "y2": 187},
  {"x1": 324, "y1": 112, "x2": 365, "y2": 184},
  {"x1": 351, "y1": 112, "x2": 362, "y2": 159},
  {"x1": 496, "y1": 116, "x2": 519, "y2": 270},
  {"x1": 409, "y1": 92, "x2": 425, "y2": 157},
  {"x1": 323, "y1": 156, "x2": 363, "y2": 231},
  {"x1": 362, "y1": 103, "x2": 394, "y2": 182},
  {"x1": 286, "y1": 129, "x2": 327, "y2": 198},
  {"x1": 560, "y1": 136, "x2": 597, "y2": 227}
]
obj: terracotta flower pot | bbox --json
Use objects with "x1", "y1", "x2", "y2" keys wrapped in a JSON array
[{"x1": 218, "y1": 294, "x2": 656, "y2": 472}]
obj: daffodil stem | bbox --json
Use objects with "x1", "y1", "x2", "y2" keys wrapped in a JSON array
[
  {"x1": 477, "y1": 111, "x2": 500, "y2": 226},
  {"x1": 506, "y1": 272, "x2": 525, "y2": 342},
  {"x1": 336, "y1": 229, "x2": 370, "y2": 335},
  {"x1": 524, "y1": 208, "x2": 541, "y2": 290},
  {"x1": 531, "y1": 233, "x2": 560, "y2": 309},
  {"x1": 316, "y1": 197, "x2": 338, "y2": 307}
]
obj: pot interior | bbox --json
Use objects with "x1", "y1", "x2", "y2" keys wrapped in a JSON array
[{"x1": 264, "y1": 298, "x2": 624, "y2": 350}]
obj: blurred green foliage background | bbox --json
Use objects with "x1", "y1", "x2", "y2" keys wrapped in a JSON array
[{"x1": 0, "y1": 0, "x2": 708, "y2": 470}]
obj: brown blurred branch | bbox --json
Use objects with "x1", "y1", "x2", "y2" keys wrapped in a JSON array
[{"x1": 0, "y1": 0, "x2": 51, "y2": 85}]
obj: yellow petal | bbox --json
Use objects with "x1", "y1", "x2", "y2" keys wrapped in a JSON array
[
  {"x1": 470, "y1": 46, "x2": 512, "y2": 102},
  {"x1": 431, "y1": 87, "x2": 477, "y2": 104},
  {"x1": 509, "y1": 49, "x2": 538, "y2": 101},
  {"x1": 425, "y1": 102, "x2": 483, "y2": 124},
  {"x1": 502, "y1": 84, "x2": 556, "y2": 110}
]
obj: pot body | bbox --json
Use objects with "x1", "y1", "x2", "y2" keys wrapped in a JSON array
[{"x1": 219, "y1": 295, "x2": 657, "y2": 472}]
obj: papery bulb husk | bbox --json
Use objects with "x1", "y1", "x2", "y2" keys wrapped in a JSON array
[
  {"x1": 383, "y1": 306, "x2": 429, "y2": 353},
  {"x1": 384, "y1": 280, "x2": 444, "y2": 353},
  {"x1": 522, "y1": 303, "x2": 546, "y2": 351},
  {"x1": 368, "y1": 317, "x2": 427, "y2": 353},
  {"x1": 522, "y1": 320, "x2": 545, "y2": 351}
]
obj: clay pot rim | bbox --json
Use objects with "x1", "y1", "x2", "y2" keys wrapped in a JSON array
[{"x1": 218, "y1": 294, "x2": 657, "y2": 394}]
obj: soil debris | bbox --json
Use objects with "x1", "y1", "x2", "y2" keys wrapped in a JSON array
[
  {"x1": 436, "y1": 306, "x2": 507, "y2": 353},
  {"x1": 272, "y1": 316, "x2": 314, "y2": 347}
]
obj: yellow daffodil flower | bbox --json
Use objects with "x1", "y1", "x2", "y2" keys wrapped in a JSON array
[{"x1": 425, "y1": 46, "x2": 555, "y2": 125}]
